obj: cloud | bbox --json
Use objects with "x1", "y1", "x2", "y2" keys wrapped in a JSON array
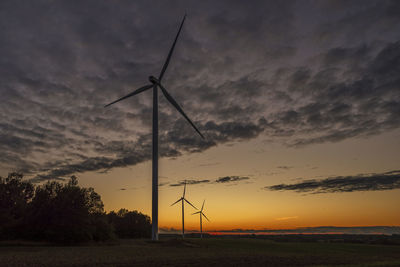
[
  {"x1": 215, "y1": 176, "x2": 249, "y2": 183},
  {"x1": 263, "y1": 40, "x2": 400, "y2": 147},
  {"x1": 0, "y1": 0, "x2": 399, "y2": 180},
  {"x1": 117, "y1": 187, "x2": 140, "y2": 191},
  {"x1": 275, "y1": 216, "x2": 298, "y2": 221},
  {"x1": 210, "y1": 226, "x2": 400, "y2": 235},
  {"x1": 169, "y1": 179, "x2": 211, "y2": 187},
  {"x1": 194, "y1": 162, "x2": 221, "y2": 168},
  {"x1": 277, "y1": 166, "x2": 293, "y2": 170},
  {"x1": 169, "y1": 175, "x2": 250, "y2": 187},
  {"x1": 158, "y1": 182, "x2": 170, "y2": 187},
  {"x1": 31, "y1": 154, "x2": 153, "y2": 182},
  {"x1": 264, "y1": 170, "x2": 400, "y2": 194},
  {"x1": 159, "y1": 227, "x2": 181, "y2": 234}
]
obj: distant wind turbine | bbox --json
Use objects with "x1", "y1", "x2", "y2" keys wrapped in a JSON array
[
  {"x1": 192, "y1": 199, "x2": 210, "y2": 238},
  {"x1": 171, "y1": 181, "x2": 197, "y2": 238},
  {"x1": 104, "y1": 14, "x2": 204, "y2": 241}
]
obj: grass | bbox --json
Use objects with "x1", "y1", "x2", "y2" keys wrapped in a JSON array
[{"x1": 1, "y1": 238, "x2": 400, "y2": 266}]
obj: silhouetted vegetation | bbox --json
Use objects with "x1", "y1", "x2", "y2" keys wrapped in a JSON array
[
  {"x1": 107, "y1": 209, "x2": 151, "y2": 238},
  {"x1": 0, "y1": 172, "x2": 34, "y2": 240},
  {"x1": 0, "y1": 173, "x2": 151, "y2": 244}
]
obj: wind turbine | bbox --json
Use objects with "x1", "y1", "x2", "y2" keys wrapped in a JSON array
[
  {"x1": 192, "y1": 199, "x2": 210, "y2": 238},
  {"x1": 171, "y1": 181, "x2": 197, "y2": 238},
  {"x1": 104, "y1": 15, "x2": 204, "y2": 241}
]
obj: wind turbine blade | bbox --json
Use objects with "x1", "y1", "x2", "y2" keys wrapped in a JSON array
[
  {"x1": 201, "y1": 199, "x2": 205, "y2": 211},
  {"x1": 202, "y1": 213, "x2": 210, "y2": 222},
  {"x1": 183, "y1": 180, "x2": 186, "y2": 198},
  {"x1": 170, "y1": 197, "x2": 182, "y2": 206},
  {"x1": 104, "y1": 84, "x2": 153, "y2": 107},
  {"x1": 184, "y1": 198, "x2": 197, "y2": 210},
  {"x1": 192, "y1": 211, "x2": 201, "y2": 215},
  {"x1": 159, "y1": 84, "x2": 204, "y2": 139},
  {"x1": 158, "y1": 14, "x2": 186, "y2": 82}
]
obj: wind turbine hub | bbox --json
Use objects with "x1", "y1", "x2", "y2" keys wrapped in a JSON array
[{"x1": 149, "y1": 76, "x2": 160, "y2": 85}]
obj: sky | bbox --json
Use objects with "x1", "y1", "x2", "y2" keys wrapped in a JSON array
[{"x1": 1, "y1": 0, "x2": 400, "y2": 233}]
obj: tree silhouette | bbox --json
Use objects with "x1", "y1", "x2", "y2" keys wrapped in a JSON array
[
  {"x1": 0, "y1": 173, "x2": 150, "y2": 243},
  {"x1": 0, "y1": 173, "x2": 34, "y2": 239},
  {"x1": 107, "y1": 209, "x2": 151, "y2": 238},
  {"x1": 28, "y1": 176, "x2": 112, "y2": 243}
]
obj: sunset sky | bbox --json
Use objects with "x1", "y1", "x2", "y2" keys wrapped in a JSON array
[{"x1": 1, "y1": 0, "x2": 399, "y2": 233}]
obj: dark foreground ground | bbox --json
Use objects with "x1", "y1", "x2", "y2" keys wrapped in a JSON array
[{"x1": 1, "y1": 237, "x2": 400, "y2": 267}]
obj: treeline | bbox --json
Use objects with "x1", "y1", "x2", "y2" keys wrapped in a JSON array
[{"x1": 0, "y1": 173, "x2": 151, "y2": 243}]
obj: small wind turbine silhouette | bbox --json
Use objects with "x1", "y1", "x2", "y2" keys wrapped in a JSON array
[
  {"x1": 192, "y1": 199, "x2": 210, "y2": 238},
  {"x1": 171, "y1": 181, "x2": 197, "y2": 238},
  {"x1": 104, "y1": 15, "x2": 204, "y2": 241}
]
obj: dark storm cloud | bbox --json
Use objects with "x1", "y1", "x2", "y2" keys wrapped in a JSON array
[
  {"x1": 264, "y1": 170, "x2": 400, "y2": 194},
  {"x1": 1, "y1": 0, "x2": 400, "y2": 180}
]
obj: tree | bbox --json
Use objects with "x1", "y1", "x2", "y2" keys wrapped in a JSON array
[
  {"x1": 0, "y1": 172, "x2": 150, "y2": 243},
  {"x1": 0, "y1": 173, "x2": 34, "y2": 239},
  {"x1": 28, "y1": 176, "x2": 113, "y2": 243},
  {"x1": 107, "y1": 209, "x2": 151, "y2": 238}
]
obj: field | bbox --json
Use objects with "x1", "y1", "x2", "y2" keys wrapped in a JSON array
[{"x1": 1, "y1": 238, "x2": 400, "y2": 266}]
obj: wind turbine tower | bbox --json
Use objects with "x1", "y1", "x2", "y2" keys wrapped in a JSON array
[
  {"x1": 105, "y1": 15, "x2": 204, "y2": 241},
  {"x1": 171, "y1": 181, "x2": 197, "y2": 238},
  {"x1": 192, "y1": 199, "x2": 210, "y2": 238}
]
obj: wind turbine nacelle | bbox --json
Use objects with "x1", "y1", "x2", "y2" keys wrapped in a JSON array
[{"x1": 149, "y1": 76, "x2": 160, "y2": 85}]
